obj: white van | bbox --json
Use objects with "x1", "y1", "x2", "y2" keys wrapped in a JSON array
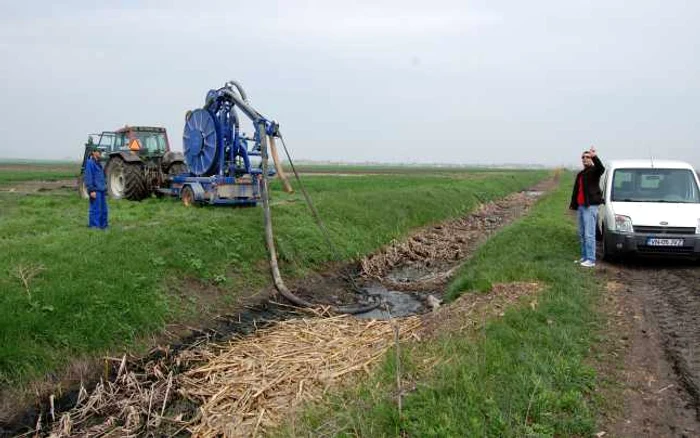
[{"x1": 597, "y1": 159, "x2": 700, "y2": 260}]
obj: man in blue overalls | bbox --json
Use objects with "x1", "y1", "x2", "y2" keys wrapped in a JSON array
[{"x1": 84, "y1": 147, "x2": 109, "y2": 229}]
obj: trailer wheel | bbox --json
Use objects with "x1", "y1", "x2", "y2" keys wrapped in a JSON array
[{"x1": 181, "y1": 186, "x2": 195, "y2": 207}]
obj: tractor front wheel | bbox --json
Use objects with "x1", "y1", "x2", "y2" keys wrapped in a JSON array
[
  {"x1": 77, "y1": 175, "x2": 89, "y2": 199},
  {"x1": 106, "y1": 158, "x2": 125, "y2": 199}
]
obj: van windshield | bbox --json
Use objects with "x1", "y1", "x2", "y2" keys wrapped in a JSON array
[{"x1": 612, "y1": 168, "x2": 700, "y2": 203}]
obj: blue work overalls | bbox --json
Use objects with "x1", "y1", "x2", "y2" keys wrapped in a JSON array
[{"x1": 84, "y1": 157, "x2": 108, "y2": 229}]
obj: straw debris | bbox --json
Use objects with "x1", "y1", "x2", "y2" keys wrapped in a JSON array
[
  {"x1": 41, "y1": 313, "x2": 420, "y2": 438},
  {"x1": 179, "y1": 314, "x2": 421, "y2": 437}
]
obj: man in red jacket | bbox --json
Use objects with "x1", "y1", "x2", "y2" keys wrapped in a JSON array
[{"x1": 569, "y1": 147, "x2": 605, "y2": 267}]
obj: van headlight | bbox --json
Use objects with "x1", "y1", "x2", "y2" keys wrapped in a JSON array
[
  {"x1": 615, "y1": 215, "x2": 634, "y2": 233},
  {"x1": 696, "y1": 218, "x2": 700, "y2": 234}
]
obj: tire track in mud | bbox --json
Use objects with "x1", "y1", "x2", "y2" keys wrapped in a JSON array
[{"x1": 612, "y1": 260, "x2": 700, "y2": 417}]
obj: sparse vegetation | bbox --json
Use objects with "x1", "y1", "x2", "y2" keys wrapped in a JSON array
[{"x1": 0, "y1": 164, "x2": 547, "y2": 391}]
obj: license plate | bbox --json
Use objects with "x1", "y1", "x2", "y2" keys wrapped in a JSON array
[{"x1": 646, "y1": 238, "x2": 684, "y2": 247}]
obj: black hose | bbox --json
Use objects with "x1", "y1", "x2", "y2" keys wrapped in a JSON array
[
  {"x1": 225, "y1": 80, "x2": 248, "y2": 102},
  {"x1": 259, "y1": 126, "x2": 378, "y2": 314},
  {"x1": 277, "y1": 134, "x2": 365, "y2": 294}
]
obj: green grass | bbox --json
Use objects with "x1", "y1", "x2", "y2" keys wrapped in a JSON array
[
  {"x1": 277, "y1": 178, "x2": 603, "y2": 437},
  {"x1": 286, "y1": 163, "x2": 546, "y2": 175},
  {"x1": 0, "y1": 168, "x2": 547, "y2": 388}
]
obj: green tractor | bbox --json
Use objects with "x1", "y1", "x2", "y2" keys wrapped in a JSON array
[{"x1": 78, "y1": 126, "x2": 188, "y2": 200}]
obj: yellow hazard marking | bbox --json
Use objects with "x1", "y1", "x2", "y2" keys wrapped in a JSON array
[{"x1": 129, "y1": 139, "x2": 141, "y2": 151}]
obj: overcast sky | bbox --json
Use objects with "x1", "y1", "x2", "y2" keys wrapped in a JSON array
[{"x1": 1, "y1": 0, "x2": 698, "y2": 167}]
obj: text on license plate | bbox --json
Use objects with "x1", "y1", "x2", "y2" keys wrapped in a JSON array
[{"x1": 646, "y1": 238, "x2": 684, "y2": 247}]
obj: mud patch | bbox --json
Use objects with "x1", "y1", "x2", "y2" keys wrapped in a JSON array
[
  {"x1": 0, "y1": 179, "x2": 76, "y2": 195},
  {"x1": 595, "y1": 261, "x2": 700, "y2": 437}
]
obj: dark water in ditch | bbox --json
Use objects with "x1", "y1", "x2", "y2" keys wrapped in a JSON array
[{"x1": 354, "y1": 284, "x2": 426, "y2": 319}]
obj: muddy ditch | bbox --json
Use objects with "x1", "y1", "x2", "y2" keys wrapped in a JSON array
[
  {"x1": 1, "y1": 303, "x2": 307, "y2": 438},
  {"x1": 2, "y1": 179, "x2": 555, "y2": 437}
]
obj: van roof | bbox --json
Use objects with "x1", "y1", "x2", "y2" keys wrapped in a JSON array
[{"x1": 607, "y1": 159, "x2": 695, "y2": 171}]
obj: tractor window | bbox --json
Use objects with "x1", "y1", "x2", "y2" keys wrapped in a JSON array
[
  {"x1": 132, "y1": 132, "x2": 167, "y2": 153},
  {"x1": 98, "y1": 133, "x2": 115, "y2": 151},
  {"x1": 115, "y1": 134, "x2": 126, "y2": 150}
]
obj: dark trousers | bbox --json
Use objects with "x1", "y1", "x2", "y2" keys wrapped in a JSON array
[{"x1": 88, "y1": 191, "x2": 108, "y2": 229}]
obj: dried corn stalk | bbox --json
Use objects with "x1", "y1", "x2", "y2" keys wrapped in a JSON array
[{"x1": 179, "y1": 314, "x2": 421, "y2": 437}]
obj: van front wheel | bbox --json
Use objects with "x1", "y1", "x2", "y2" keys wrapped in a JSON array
[{"x1": 601, "y1": 227, "x2": 619, "y2": 263}]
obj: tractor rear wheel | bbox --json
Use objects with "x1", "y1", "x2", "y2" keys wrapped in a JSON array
[
  {"x1": 106, "y1": 158, "x2": 148, "y2": 200},
  {"x1": 123, "y1": 162, "x2": 148, "y2": 200}
]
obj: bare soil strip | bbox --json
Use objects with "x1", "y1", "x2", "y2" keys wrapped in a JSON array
[
  {"x1": 9, "y1": 179, "x2": 556, "y2": 437},
  {"x1": 0, "y1": 179, "x2": 76, "y2": 194},
  {"x1": 597, "y1": 261, "x2": 700, "y2": 437}
]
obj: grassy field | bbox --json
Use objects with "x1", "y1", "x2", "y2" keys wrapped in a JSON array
[
  {"x1": 0, "y1": 166, "x2": 547, "y2": 389},
  {"x1": 277, "y1": 178, "x2": 603, "y2": 437},
  {"x1": 0, "y1": 162, "x2": 78, "y2": 184},
  {"x1": 287, "y1": 163, "x2": 546, "y2": 175},
  {"x1": 0, "y1": 161, "x2": 531, "y2": 184}
]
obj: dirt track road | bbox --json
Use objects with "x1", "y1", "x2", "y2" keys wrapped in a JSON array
[{"x1": 601, "y1": 258, "x2": 700, "y2": 437}]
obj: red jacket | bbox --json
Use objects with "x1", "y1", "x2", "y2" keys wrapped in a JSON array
[{"x1": 569, "y1": 156, "x2": 605, "y2": 209}]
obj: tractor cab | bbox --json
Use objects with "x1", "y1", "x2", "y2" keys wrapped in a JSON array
[
  {"x1": 95, "y1": 126, "x2": 170, "y2": 157},
  {"x1": 119, "y1": 126, "x2": 170, "y2": 156}
]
